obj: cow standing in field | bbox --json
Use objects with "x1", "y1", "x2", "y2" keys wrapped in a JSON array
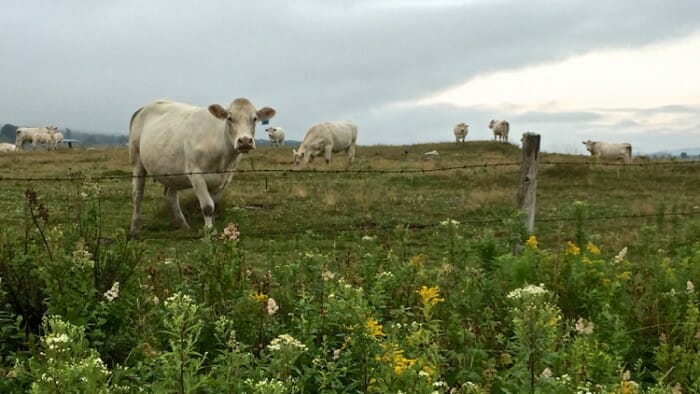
[
  {"x1": 265, "y1": 126, "x2": 285, "y2": 147},
  {"x1": 582, "y1": 140, "x2": 632, "y2": 164},
  {"x1": 489, "y1": 120, "x2": 509, "y2": 143},
  {"x1": 15, "y1": 126, "x2": 56, "y2": 151},
  {"x1": 292, "y1": 121, "x2": 358, "y2": 167},
  {"x1": 453, "y1": 122, "x2": 468, "y2": 143},
  {"x1": 128, "y1": 98, "x2": 276, "y2": 234}
]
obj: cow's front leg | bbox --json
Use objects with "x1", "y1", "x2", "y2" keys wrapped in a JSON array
[
  {"x1": 188, "y1": 174, "x2": 215, "y2": 230},
  {"x1": 164, "y1": 186, "x2": 189, "y2": 229}
]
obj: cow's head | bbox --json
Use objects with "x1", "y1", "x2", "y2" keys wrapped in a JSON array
[
  {"x1": 208, "y1": 98, "x2": 276, "y2": 153},
  {"x1": 488, "y1": 120, "x2": 496, "y2": 129},
  {"x1": 582, "y1": 140, "x2": 595, "y2": 152},
  {"x1": 292, "y1": 148, "x2": 305, "y2": 165}
]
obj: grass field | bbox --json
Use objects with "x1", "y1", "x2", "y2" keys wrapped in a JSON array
[{"x1": 1, "y1": 140, "x2": 699, "y2": 392}]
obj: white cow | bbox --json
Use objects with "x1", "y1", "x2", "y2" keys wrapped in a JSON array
[
  {"x1": 453, "y1": 122, "x2": 468, "y2": 143},
  {"x1": 51, "y1": 130, "x2": 64, "y2": 150},
  {"x1": 489, "y1": 120, "x2": 510, "y2": 143},
  {"x1": 0, "y1": 143, "x2": 16, "y2": 152},
  {"x1": 292, "y1": 121, "x2": 358, "y2": 167},
  {"x1": 582, "y1": 140, "x2": 632, "y2": 164},
  {"x1": 128, "y1": 98, "x2": 276, "y2": 234},
  {"x1": 15, "y1": 126, "x2": 55, "y2": 151},
  {"x1": 265, "y1": 126, "x2": 285, "y2": 147}
]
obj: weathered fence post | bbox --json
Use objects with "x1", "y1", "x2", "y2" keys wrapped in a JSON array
[{"x1": 514, "y1": 133, "x2": 540, "y2": 255}]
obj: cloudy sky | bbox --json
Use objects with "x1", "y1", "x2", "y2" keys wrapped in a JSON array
[{"x1": 2, "y1": 0, "x2": 700, "y2": 154}]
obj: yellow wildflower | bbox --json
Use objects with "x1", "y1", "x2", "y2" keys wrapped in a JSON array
[
  {"x1": 565, "y1": 241, "x2": 580, "y2": 256},
  {"x1": 409, "y1": 254, "x2": 427, "y2": 268},
  {"x1": 378, "y1": 343, "x2": 416, "y2": 375},
  {"x1": 365, "y1": 317, "x2": 385, "y2": 338},
  {"x1": 249, "y1": 291, "x2": 268, "y2": 303},
  {"x1": 526, "y1": 235, "x2": 538, "y2": 249},
  {"x1": 417, "y1": 286, "x2": 444, "y2": 306},
  {"x1": 586, "y1": 241, "x2": 601, "y2": 255},
  {"x1": 617, "y1": 271, "x2": 632, "y2": 281}
]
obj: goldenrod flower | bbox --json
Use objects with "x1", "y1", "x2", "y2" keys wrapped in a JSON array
[
  {"x1": 526, "y1": 235, "x2": 538, "y2": 249},
  {"x1": 586, "y1": 241, "x2": 601, "y2": 255},
  {"x1": 565, "y1": 241, "x2": 580, "y2": 256},
  {"x1": 617, "y1": 271, "x2": 632, "y2": 281},
  {"x1": 378, "y1": 343, "x2": 416, "y2": 375},
  {"x1": 365, "y1": 317, "x2": 385, "y2": 338},
  {"x1": 417, "y1": 286, "x2": 444, "y2": 306},
  {"x1": 409, "y1": 254, "x2": 427, "y2": 268},
  {"x1": 249, "y1": 291, "x2": 268, "y2": 303}
]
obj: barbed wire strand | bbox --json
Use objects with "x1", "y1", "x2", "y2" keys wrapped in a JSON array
[{"x1": 0, "y1": 160, "x2": 697, "y2": 182}]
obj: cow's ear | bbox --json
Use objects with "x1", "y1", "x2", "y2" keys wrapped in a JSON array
[
  {"x1": 256, "y1": 107, "x2": 276, "y2": 123},
  {"x1": 208, "y1": 104, "x2": 229, "y2": 120},
  {"x1": 292, "y1": 149, "x2": 297, "y2": 155}
]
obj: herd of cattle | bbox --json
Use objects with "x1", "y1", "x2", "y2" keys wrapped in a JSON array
[
  {"x1": 453, "y1": 120, "x2": 632, "y2": 164},
  {"x1": 7, "y1": 97, "x2": 634, "y2": 233}
]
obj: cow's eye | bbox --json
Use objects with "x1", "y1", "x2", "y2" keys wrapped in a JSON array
[{"x1": 253, "y1": 116, "x2": 258, "y2": 122}]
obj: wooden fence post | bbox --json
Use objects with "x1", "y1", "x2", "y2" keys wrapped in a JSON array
[{"x1": 517, "y1": 132, "x2": 540, "y2": 234}]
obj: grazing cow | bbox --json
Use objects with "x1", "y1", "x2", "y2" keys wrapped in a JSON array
[
  {"x1": 265, "y1": 126, "x2": 285, "y2": 147},
  {"x1": 453, "y1": 122, "x2": 468, "y2": 143},
  {"x1": 489, "y1": 120, "x2": 510, "y2": 143},
  {"x1": 0, "y1": 143, "x2": 16, "y2": 153},
  {"x1": 128, "y1": 98, "x2": 276, "y2": 234},
  {"x1": 15, "y1": 126, "x2": 55, "y2": 150},
  {"x1": 582, "y1": 140, "x2": 632, "y2": 164},
  {"x1": 292, "y1": 121, "x2": 357, "y2": 167}
]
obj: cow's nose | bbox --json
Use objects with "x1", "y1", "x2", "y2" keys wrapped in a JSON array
[{"x1": 237, "y1": 136, "x2": 254, "y2": 151}]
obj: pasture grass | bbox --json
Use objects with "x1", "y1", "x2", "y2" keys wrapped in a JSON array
[{"x1": 1, "y1": 141, "x2": 700, "y2": 392}]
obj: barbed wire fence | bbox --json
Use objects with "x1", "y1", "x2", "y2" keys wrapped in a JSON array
[{"x1": 1, "y1": 152, "x2": 699, "y2": 242}]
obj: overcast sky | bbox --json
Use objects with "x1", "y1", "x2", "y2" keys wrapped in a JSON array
[{"x1": 2, "y1": 0, "x2": 700, "y2": 154}]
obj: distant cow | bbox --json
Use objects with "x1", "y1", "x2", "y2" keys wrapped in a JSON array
[
  {"x1": 453, "y1": 122, "x2": 468, "y2": 143},
  {"x1": 582, "y1": 140, "x2": 632, "y2": 164},
  {"x1": 265, "y1": 126, "x2": 285, "y2": 147},
  {"x1": 15, "y1": 126, "x2": 55, "y2": 151},
  {"x1": 489, "y1": 120, "x2": 509, "y2": 143},
  {"x1": 292, "y1": 121, "x2": 357, "y2": 167},
  {"x1": 0, "y1": 143, "x2": 16, "y2": 153},
  {"x1": 51, "y1": 130, "x2": 64, "y2": 150},
  {"x1": 128, "y1": 98, "x2": 276, "y2": 234}
]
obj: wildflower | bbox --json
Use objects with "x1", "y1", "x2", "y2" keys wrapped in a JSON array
[
  {"x1": 332, "y1": 348, "x2": 342, "y2": 359},
  {"x1": 249, "y1": 291, "x2": 268, "y2": 303},
  {"x1": 617, "y1": 271, "x2": 632, "y2": 281},
  {"x1": 526, "y1": 235, "x2": 538, "y2": 249},
  {"x1": 219, "y1": 223, "x2": 240, "y2": 241},
  {"x1": 361, "y1": 235, "x2": 376, "y2": 241},
  {"x1": 614, "y1": 247, "x2": 628, "y2": 263},
  {"x1": 687, "y1": 280, "x2": 695, "y2": 293},
  {"x1": 103, "y1": 281, "x2": 120, "y2": 302},
  {"x1": 266, "y1": 297, "x2": 279, "y2": 315},
  {"x1": 565, "y1": 241, "x2": 580, "y2": 256},
  {"x1": 507, "y1": 283, "x2": 547, "y2": 300},
  {"x1": 267, "y1": 334, "x2": 308, "y2": 352},
  {"x1": 378, "y1": 343, "x2": 416, "y2": 375},
  {"x1": 440, "y1": 218, "x2": 460, "y2": 226},
  {"x1": 541, "y1": 367, "x2": 552, "y2": 378},
  {"x1": 574, "y1": 318, "x2": 594, "y2": 335},
  {"x1": 410, "y1": 254, "x2": 427, "y2": 268},
  {"x1": 417, "y1": 285, "x2": 444, "y2": 306},
  {"x1": 586, "y1": 241, "x2": 600, "y2": 255},
  {"x1": 366, "y1": 317, "x2": 385, "y2": 338},
  {"x1": 322, "y1": 269, "x2": 335, "y2": 281}
]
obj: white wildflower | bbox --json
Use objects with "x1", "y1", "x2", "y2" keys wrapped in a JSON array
[
  {"x1": 418, "y1": 370, "x2": 430, "y2": 379},
  {"x1": 574, "y1": 318, "x2": 594, "y2": 335},
  {"x1": 440, "y1": 218, "x2": 460, "y2": 226},
  {"x1": 614, "y1": 247, "x2": 628, "y2": 263},
  {"x1": 541, "y1": 367, "x2": 552, "y2": 378},
  {"x1": 267, "y1": 334, "x2": 308, "y2": 352},
  {"x1": 103, "y1": 281, "x2": 120, "y2": 302},
  {"x1": 333, "y1": 348, "x2": 341, "y2": 359},
  {"x1": 266, "y1": 297, "x2": 279, "y2": 316},
  {"x1": 361, "y1": 235, "x2": 376, "y2": 241},
  {"x1": 507, "y1": 283, "x2": 548, "y2": 300},
  {"x1": 322, "y1": 269, "x2": 335, "y2": 281},
  {"x1": 687, "y1": 280, "x2": 695, "y2": 293}
]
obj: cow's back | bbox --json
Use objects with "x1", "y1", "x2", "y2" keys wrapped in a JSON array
[
  {"x1": 326, "y1": 121, "x2": 357, "y2": 151},
  {"x1": 129, "y1": 100, "x2": 202, "y2": 171}
]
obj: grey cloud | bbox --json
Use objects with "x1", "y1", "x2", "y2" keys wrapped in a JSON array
[{"x1": 1, "y1": 0, "x2": 700, "y2": 150}]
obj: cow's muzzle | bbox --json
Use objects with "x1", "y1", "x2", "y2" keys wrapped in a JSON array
[{"x1": 236, "y1": 136, "x2": 255, "y2": 152}]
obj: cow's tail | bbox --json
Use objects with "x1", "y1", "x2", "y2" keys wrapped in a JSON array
[{"x1": 128, "y1": 107, "x2": 144, "y2": 166}]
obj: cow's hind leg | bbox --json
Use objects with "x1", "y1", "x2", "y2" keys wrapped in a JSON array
[
  {"x1": 130, "y1": 163, "x2": 147, "y2": 235},
  {"x1": 164, "y1": 186, "x2": 189, "y2": 229}
]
